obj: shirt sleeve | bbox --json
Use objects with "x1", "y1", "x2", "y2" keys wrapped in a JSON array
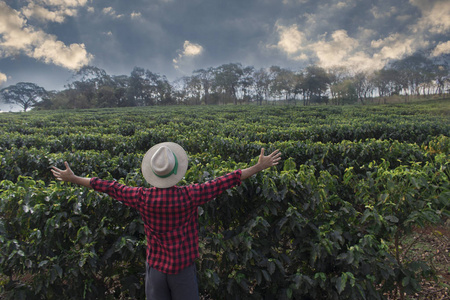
[
  {"x1": 90, "y1": 177, "x2": 142, "y2": 210},
  {"x1": 187, "y1": 169, "x2": 242, "y2": 206}
]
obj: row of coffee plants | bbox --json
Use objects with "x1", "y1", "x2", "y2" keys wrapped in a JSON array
[
  {"x1": 1, "y1": 105, "x2": 448, "y2": 150},
  {"x1": 1, "y1": 101, "x2": 449, "y2": 299}
]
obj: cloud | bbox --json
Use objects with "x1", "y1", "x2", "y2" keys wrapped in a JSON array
[
  {"x1": 182, "y1": 41, "x2": 203, "y2": 56},
  {"x1": 282, "y1": 0, "x2": 309, "y2": 4},
  {"x1": 309, "y1": 30, "x2": 360, "y2": 68},
  {"x1": 40, "y1": 0, "x2": 88, "y2": 6},
  {"x1": 0, "y1": 1, "x2": 93, "y2": 70},
  {"x1": 275, "y1": 23, "x2": 306, "y2": 54},
  {"x1": 173, "y1": 41, "x2": 204, "y2": 70},
  {"x1": 102, "y1": 7, "x2": 124, "y2": 19},
  {"x1": 32, "y1": 39, "x2": 92, "y2": 69},
  {"x1": 0, "y1": 71, "x2": 7, "y2": 85},
  {"x1": 270, "y1": 21, "x2": 431, "y2": 73},
  {"x1": 21, "y1": 2, "x2": 77, "y2": 23},
  {"x1": 371, "y1": 6, "x2": 397, "y2": 19},
  {"x1": 410, "y1": 0, "x2": 450, "y2": 34},
  {"x1": 271, "y1": 0, "x2": 447, "y2": 74},
  {"x1": 20, "y1": 0, "x2": 88, "y2": 23},
  {"x1": 272, "y1": 24, "x2": 364, "y2": 67},
  {"x1": 432, "y1": 41, "x2": 450, "y2": 56},
  {"x1": 371, "y1": 33, "x2": 429, "y2": 60},
  {"x1": 335, "y1": 1, "x2": 350, "y2": 9},
  {"x1": 131, "y1": 11, "x2": 142, "y2": 19}
]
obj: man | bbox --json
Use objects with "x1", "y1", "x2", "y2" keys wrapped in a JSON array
[{"x1": 51, "y1": 142, "x2": 281, "y2": 300}]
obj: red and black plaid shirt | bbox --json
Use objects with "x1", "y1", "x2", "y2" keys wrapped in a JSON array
[{"x1": 90, "y1": 170, "x2": 242, "y2": 274}]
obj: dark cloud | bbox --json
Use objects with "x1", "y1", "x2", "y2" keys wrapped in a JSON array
[{"x1": 0, "y1": 0, "x2": 448, "y2": 90}]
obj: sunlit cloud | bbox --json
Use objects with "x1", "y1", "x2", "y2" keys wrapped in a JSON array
[
  {"x1": 371, "y1": 33, "x2": 429, "y2": 61},
  {"x1": 309, "y1": 30, "x2": 360, "y2": 68},
  {"x1": 21, "y1": 2, "x2": 77, "y2": 23},
  {"x1": 32, "y1": 39, "x2": 92, "y2": 69},
  {"x1": 410, "y1": 0, "x2": 450, "y2": 34},
  {"x1": 173, "y1": 41, "x2": 204, "y2": 70},
  {"x1": 20, "y1": 0, "x2": 88, "y2": 23},
  {"x1": 0, "y1": 1, "x2": 93, "y2": 70},
  {"x1": 335, "y1": 2, "x2": 349, "y2": 9},
  {"x1": 432, "y1": 41, "x2": 450, "y2": 56},
  {"x1": 271, "y1": 0, "x2": 446, "y2": 75},
  {"x1": 0, "y1": 71, "x2": 7, "y2": 85},
  {"x1": 102, "y1": 7, "x2": 124, "y2": 19},
  {"x1": 275, "y1": 23, "x2": 306, "y2": 54},
  {"x1": 40, "y1": 0, "x2": 88, "y2": 6},
  {"x1": 131, "y1": 11, "x2": 142, "y2": 19},
  {"x1": 271, "y1": 21, "x2": 432, "y2": 73}
]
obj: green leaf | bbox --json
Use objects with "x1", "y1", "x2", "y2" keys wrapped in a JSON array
[
  {"x1": 287, "y1": 288, "x2": 293, "y2": 299},
  {"x1": 38, "y1": 260, "x2": 49, "y2": 267},
  {"x1": 385, "y1": 215, "x2": 399, "y2": 223},
  {"x1": 54, "y1": 264, "x2": 63, "y2": 278},
  {"x1": 336, "y1": 274, "x2": 347, "y2": 294},
  {"x1": 261, "y1": 270, "x2": 271, "y2": 282},
  {"x1": 402, "y1": 276, "x2": 410, "y2": 287},
  {"x1": 268, "y1": 260, "x2": 275, "y2": 275},
  {"x1": 283, "y1": 158, "x2": 296, "y2": 171}
]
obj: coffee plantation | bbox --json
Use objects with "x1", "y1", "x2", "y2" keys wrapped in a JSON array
[{"x1": 1, "y1": 101, "x2": 449, "y2": 299}]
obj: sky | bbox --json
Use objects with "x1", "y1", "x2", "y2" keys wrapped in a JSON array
[{"x1": 0, "y1": 0, "x2": 449, "y2": 97}]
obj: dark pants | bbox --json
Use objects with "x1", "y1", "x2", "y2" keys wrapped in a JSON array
[{"x1": 145, "y1": 263, "x2": 199, "y2": 300}]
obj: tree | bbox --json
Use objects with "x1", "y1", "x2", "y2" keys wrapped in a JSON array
[
  {"x1": 331, "y1": 80, "x2": 358, "y2": 105},
  {"x1": 253, "y1": 68, "x2": 271, "y2": 105},
  {"x1": 353, "y1": 71, "x2": 375, "y2": 104},
  {"x1": 434, "y1": 65, "x2": 449, "y2": 96},
  {"x1": 328, "y1": 66, "x2": 351, "y2": 104},
  {"x1": 238, "y1": 66, "x2": 255, "y2": 104},
  {"x1": 126, "y1": 67, "x2": 151, "y2": 106},
  {"x1": 125, "y1": 68, "x2": 174, "y2": 106},
  {"x1": 391, "y1": 54, "x2": 435, "y2": 96},
  {"x1": 181, "y1": 75, "x2": 202, "y2": 105},
  {"x1": 303, "y1": 65, "x2": 330, "y2": 105},
  {"x1": 373, "y1": 68, "x2": 401, "y2": 102},
  {"x1": 65, "y1": 66, "x2": 114, "y2": 109},
  {"x1": 193, "y1": 68, "x2": 215, "y2": 105},
  {"x1": 293, "y1": 72, "x2": 305, "y2": 105},
  {"x1": 71, "y1": 66, "x2": 113, "y2": 87},
  {"x1": 0, "y1": 82, "x2": 47, "y2": 112},
  {"x1": 96, "y1": 86, "x2": 118, "y2": 108},
  {"x1": 144, "y1": 71, "x2": 174, "y2": 105},
  {"x1": 213, "y1": 63, "x2": 243, "y2": 104},
  {"x1": 269, "y1": 66, "x2": 296, "y2": 104},
  {"x1": 111, "y1": 75, "x2": 130, "y2": 107}
]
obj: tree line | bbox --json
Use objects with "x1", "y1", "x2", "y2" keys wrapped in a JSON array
[{"x1": 1, "y1": 53, "x2": 449, "y2": 111}]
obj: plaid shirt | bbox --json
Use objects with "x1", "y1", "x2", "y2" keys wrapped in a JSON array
[{"x1": 90, "y1": 170, "x2": 242, "y2": 274}]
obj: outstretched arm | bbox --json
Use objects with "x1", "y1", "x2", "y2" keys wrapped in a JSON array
[
  {"x1": 241, "y1": 148, "x2": 281, "y2": 180},
  {"x1": 51, "y1": 162, "x2": 92, "y2": 188}
]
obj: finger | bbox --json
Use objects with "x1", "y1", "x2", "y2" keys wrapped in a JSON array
[
  {"x1": 51, "y1": 166, "x2": 62, "y2": 172},
  {"x1": 64, "y1": 161, "x2": 71, "y2": 170},
  {"x1": 260, "y1": 148, "x2": 265, "y2": 157},
  {"x1": 270, "y1": 149, "x2": 280, "y2": 156}
]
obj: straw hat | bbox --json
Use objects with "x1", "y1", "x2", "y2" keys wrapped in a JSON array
[{"x1": 141, "y1": 142, "x2": 188, "y2": 188}]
